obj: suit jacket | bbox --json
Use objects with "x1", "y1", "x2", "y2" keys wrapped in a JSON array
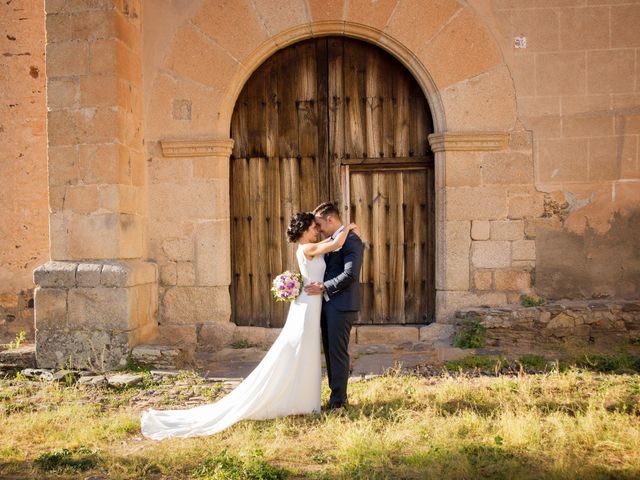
[{"x1": 322, "y1": 231, "x2": 365, "y2": 312}]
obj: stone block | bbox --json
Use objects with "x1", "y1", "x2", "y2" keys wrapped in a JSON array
[
  {"x1": 48, "y1": 78, "x2": 78, "y2": 109},
  {"x1": 195, "y1": 220, "x2": 231, "y2": 286},
  {"x1": 162, "y1": 286, "x2": 231, "y2": 324},
  {"x1": 68, "y1": 287, "x2": 129, "y2": 329},
  {"x1": 197, "y1": 321, "x2": 237, "y2": 352},
  {"x1": 162, "y1": 238, "x2": 193, "y2": 262},
  {"x1": 508, "y1": 195, "x2": 545, "y2": 219},
  {"x1": 160, "y1": 262, "x2": 177, "y2": 286},
  {"x1": 481, "y1": 152, "x2": 534, "y2": 185},
  {"x1": 471, "y1": 220, "x2": 490, "y2": 240},
  {"x1": 79, "y1": 74, "x2": 118, "y2": 107},
  {"x1": 440, "y1": 66, "x2": 516, "y2": 131},
  {"x1": 33, "y1": 261, "x2": 78, "y2": 288},
  {"x1": 538, "y1": 138, "x2": 588, "y2": 183},
  {"x1": 77, "y1": 143, "x2": 120, "y2": 185},
  {"x1": 436, "y1": 291, "x2": 508, "y2": 323},
  {"x1": 164, "y1": 24, "x2": 239, "y2": 89},
  {"x1": 192, "y1": 0, "x2": 269, "y2": 66},
  {"x1": 149, "y1": 181, "x2": 229, "y2": 222},
  {"x1": 490, "y1": 220, "x2": 524, "y2": 241},
  {"x1": 76, "y1": 262, "x2": 102, "y2": 287},
  {"x1": 176, "y1": 261, "x2": 196, "y2": 286},
  {"x1": 511, "y1": 8, "x2": 559, "y2": 52},
  {"x1": 474, "y1": 271, "x2": 493, "y2": 291},
  {"x1": 494, "y1": 270, "x2": 531, "y2": 292},
  {"x1": 46, "y1": 40, "x2": 89, "y2": 77},
  {"x1": 100, "y1": 260, "x2": 156, "y2": 287},
  {"x1": 417, "y1": 7, "x2": 501, "y2": 88},
  {"x1": 446, "y1": 186, "x2": 508, "y2": 221},
  {"x1": 89, "y1": 38, "x2": 117, "y2": 75},
  {"x1": 563, "y1": 114, "x2": 614, "y2": 138},
  {"x1": 587, "y1": 50, "x2": 635, "y2": 94},
  {"x1": 36, "y1": 327, "x2": 130, "y2": 371},
  {"x1": 419, "y1": 323, "x2": 454, "y2": 344},
  {"x1": 512, "y1": 240, "x2": 536, "y2": 261},
  {"x1": 471, "y1": 241, "x2": 511, "y2": 268},
  {"x1": 611, "y1": 5, "x2": 640, "y2": 48},
  {"x1": 444, "y1": 152, "x2": 482, "y2": 187},
  {"x1": 156, "y1": 324, "x2": 198, "y2": 345},
  {"x1": 356, "y1": 325, "x2": 419, "y2": 345},
  {"x1": 560, "y1": 6, "x2": 609, "y2": 51},
  {"x1": 34, "y1": 287, "x2": 68, "y2": 329},
  {"x1": 536, "y1": 52, "x2": 586, "y2": 95},
  {"x1": 442, "y1": 221, "x2": 471, "y2": 290}
]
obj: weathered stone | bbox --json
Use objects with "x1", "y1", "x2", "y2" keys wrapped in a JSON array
[
  {"x1": 490, "y1": 220, "x2": 524, "y2": 241},
  {"x1": 357, "y1": 326, "x2": 419, "y2": 344},
  {"x1": 76, "y1": 262, "x2": 102, "y2": 287},
  {"x1": 33, "y1": 261, "x2": 78, "y2": 288},
  {"x1": 162, "y1": 286, "x2": 231, "y2": 324},
  {"x1": 78, "y1": 375, "x2": 108, "y2": 386},
  {"x1": 471, "y1": 241, "x2": 511, "y2": 268},
  {"x1": 197, "y1": 321, "x2": 237, "y2": 352},
  {"x1": 107, "y1": 373, "x2": 143, "y2": 386},
  {"x1": 0, "y1": 345, "x2": 37, "y2": 369},
  {"x1": 419, "y1": 323, "x2": 455, "y2": 344},
  {"x1": 34, "y1": 287, "x2": 68, "y2": 329},
  {"x1": 471, "y1": 220, "x2": 490, "y2": 240}
]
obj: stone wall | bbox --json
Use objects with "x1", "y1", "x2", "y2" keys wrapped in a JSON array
[
  {"x1": 481, "y1": 0, "x2": 640, "y2": 301},
  {"x1": 457, "y1": 300, "x2": 640, "y2": 356},
  {"x1": 0, "y1": 0, "x2": 48, "y2": 343},
  {"x1": 1, "y1": 0, "x2": 638, "y2": 358}
]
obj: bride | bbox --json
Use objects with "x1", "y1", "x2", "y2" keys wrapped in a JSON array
[{"x1": 141, "y1": 212, "x2": 359, "y2": 440}]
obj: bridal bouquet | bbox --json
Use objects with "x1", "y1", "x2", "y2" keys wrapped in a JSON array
[{"x1": 271, "y1": 271, "x2": 302, "y2": 302}]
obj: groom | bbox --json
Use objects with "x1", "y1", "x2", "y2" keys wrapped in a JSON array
[{"x1": 304, "y1": 202, "x2": 364, "y2": 410}]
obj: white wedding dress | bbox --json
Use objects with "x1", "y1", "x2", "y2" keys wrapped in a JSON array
[{"x1": 141, "y1": 245, "x2": 324, "y2": 440}]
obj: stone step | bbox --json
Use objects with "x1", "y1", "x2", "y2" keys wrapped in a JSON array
[
  {"x1": 130, "y1": 344, "x2": 195, "y2": 370},
  {"x1": 0, "y1": 344, "x2": 36, "y2": 369}
]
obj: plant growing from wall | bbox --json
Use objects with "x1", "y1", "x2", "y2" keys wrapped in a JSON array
[{"x1": 452, "y1": 317, "x2": 487, "y2": 349}]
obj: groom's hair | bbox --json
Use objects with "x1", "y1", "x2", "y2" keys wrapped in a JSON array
[{"x1": 313, "y1": 202, "x2": 340, "y2": 220}]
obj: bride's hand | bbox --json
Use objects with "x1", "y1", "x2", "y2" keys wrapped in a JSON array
[{"x1": 347, "y1": 223, "x2": 361, "y2": 237}]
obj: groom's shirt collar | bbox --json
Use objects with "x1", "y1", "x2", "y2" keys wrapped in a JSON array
[{"x1": 330, "y1": 224, "x2": 345, "y2": 241}]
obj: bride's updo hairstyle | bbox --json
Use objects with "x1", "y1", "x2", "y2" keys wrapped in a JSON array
[{"x1": 286, "y1": 212, "x2": 315, "y2": 243}]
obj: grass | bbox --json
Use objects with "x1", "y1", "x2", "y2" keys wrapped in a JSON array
[{"x1": 2, "y1": 363, "x2": 640, "y2": 479}]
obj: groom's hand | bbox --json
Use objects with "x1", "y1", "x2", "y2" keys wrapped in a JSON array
[{"x1": 304, "y1": 281, "x2": 324, "y2": 295}]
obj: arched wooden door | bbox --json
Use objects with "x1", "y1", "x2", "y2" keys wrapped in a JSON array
[{"x1": 230, "y1": 37, "x2": 435, "y2": 328}]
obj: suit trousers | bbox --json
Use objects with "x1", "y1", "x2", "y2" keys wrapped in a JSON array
[{"x1": 320, "y1": 300, "x2": 356, "y2": 405}]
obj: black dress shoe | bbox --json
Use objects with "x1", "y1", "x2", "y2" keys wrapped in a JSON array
[{"x1": 328, "y1": 402, "x2": 347, "y2": 410}]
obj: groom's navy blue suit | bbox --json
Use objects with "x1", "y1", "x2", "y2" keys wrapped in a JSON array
[{"x1": 322, "y1": 230, "x2": 365, "y2": 406}]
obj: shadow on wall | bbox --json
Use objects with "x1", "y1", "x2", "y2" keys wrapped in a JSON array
[{"x1": 536, "y1": 210, "x2": 640, "y2": 300}]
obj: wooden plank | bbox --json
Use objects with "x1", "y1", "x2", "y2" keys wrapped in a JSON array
[
  {"x1": 296, "y1": 41, "x2": 318, "y2": 158},
  {"x1": 371, "y1": 172, "x2": 389, "y2": 323},
  {"x1": 387, "y1": 171, "x2": 405, "y2": 323},
  {"x1": 231, "y1": 157, "x2": 252, "y2": 325},
  {"x1": 248, "y1": 157, "x2": 269, "y2": 326},
  {"x1": 328, "y1": 37, "x2": 344, "y2": 203},
  {"x1": 267, "y1": 155, "x2": 285, "y2": 326},
  {"x1": 381, "y1": 53, "x2": 395, "y2": 158},
  {"x1": 316, "y1": 38, "x2": 330, "y2": 202},
  {"x1": 230, "y1": 96, "x2": 248, "y2": 159},
  {"x1": 343, "y1": 40, "x2": 366, "y2": 161},
  {"x1": 403, "y1": 169, "x2": 426, "y2": 323},
  {"x1": 265, "y1": 57, "x2": 279, "y2": 158},
  {"x1": 277, "y1": 44, "x2": 299, "y2": 158},
  {"x1": 247, "y1": 71, "x2": 267, "y2": 157},
  {"x1": 350, "y1": 170, "x2": 372, "y2": 324},
  {"x1": 393, "y1": 70, "x2": 410, "y2": 157},
  {"x1": 364, "y1": 48, "x2": 383, "y2": 159}
]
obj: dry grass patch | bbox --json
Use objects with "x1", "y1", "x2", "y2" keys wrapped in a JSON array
[{"x1": 1, "y1": 367, "x2": 640, "y2": 478}]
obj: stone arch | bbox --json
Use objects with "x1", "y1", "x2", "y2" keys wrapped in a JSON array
[
  {"x1": 146, "y1": 1, "x2": 520, "y2": 323},
  {"x1": 146, "y1": 1, "x2": 517, "y2": 141}
]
